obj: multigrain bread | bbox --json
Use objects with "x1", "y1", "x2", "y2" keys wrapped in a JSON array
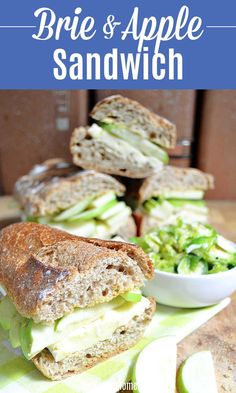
[
  {"x1": 32, "y1": 298, "x2": 156, "y2": 380},
  {"x1": 70, "y1": 126, "x2": 163, "y2": 179},
  {"x1": 70, "y1": 95, "x2": 176, "y2": 179},
  {"x1": 0, "y1": 223, "x2": 153, "y2": 324},
  {"x1": 139, "y1": 166, "x2": 215, "y2": 203},
  {"x1": 14, "y1": 158, "x2": 125, "y2": 217},
  {"x1": 90, "y1": 95, "x2": 176, "y2": 148}
]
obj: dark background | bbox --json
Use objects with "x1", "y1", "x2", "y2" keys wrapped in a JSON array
[{"x1": 0, "y1": 90, "x2": 235, "y2": 199}]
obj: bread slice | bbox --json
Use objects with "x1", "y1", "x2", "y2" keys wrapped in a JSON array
[
  {"x1": 15, "y1": 158, "x2": 125, "y2": 217},
  {"x1": 90, "y1": 95, "x2": 176, "y2": 148},
  {"x1": 32, "y1": 298, "x2": 156, "y2": 380},
  {"x1": 139, "y1": 166, "x2": 215, "y2": 202},
  {"x1": 70, "y1": 126, "x2": 163, "y2": 178},
  {"x1": 0, "y1": 223, "x2": 153, "y2": 324}
]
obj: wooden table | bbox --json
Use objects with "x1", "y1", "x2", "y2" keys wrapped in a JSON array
[
  {"x1": 177, "y1": 201, "x2": 236, "y2": 393},
  {"x1": 0, "y1": 198, "x2": 235, "y2": 392}
]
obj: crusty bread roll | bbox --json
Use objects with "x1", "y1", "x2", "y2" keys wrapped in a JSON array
[
  {"x1": 0, "y1": 222, "x2": 153, "y2": 324},
  {"x1": 70, "y1": 95, "x2": 176, "y2": 179},
  {"x1": 14, "y1": 158, "x2": 125, "y2": 217},
  {"x1": 139, "y1": 166, "x2": 214, "y2": 203},
  {"x1": 90, "y1": 95, "x2": 176, "y2": 148}
]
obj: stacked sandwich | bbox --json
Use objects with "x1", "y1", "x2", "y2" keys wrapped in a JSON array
[
  {"x1": 138, "y1": 166, "x2": 214, "y2": 235},
  {"x1": 70, "y1": 95, "x2": 176, "y2": 178},
  {"x1": 15, "y1": 95, "x2": 214, "y2": 238},
  {"x1": 15, "y1": 158, "x2": 136, "y2": 240},
  {"x1": 0, "y1": 222, "x2": 155, "y2": 380},
  {"x1": 15, "y1": 95, "x2": 177, "y2": 238}
]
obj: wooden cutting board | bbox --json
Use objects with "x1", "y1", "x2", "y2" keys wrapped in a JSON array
[{"x1": 0, "y1": 197, "x2": 235, "y2": 392}]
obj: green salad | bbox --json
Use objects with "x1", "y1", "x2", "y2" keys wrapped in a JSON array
[{"x1": 131, "y1": 220, "x2": 236, "y2": 275}]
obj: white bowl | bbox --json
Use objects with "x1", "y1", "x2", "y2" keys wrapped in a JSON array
[{"x1": 143, "y1": 267, "x2": 236, "y2": 308}]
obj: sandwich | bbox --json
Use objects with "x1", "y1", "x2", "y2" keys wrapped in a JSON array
[
  {"x1": 0, "y1": 222, "x2": 155, "y2": 380},
  {"x1": 70, "y1": 95, "x2": 176, "y2": 178},
  {"x1": 14, "y1": 158, "x2": 136, "y2": 240},
  {"x1": 137, "y1": 166, "x2": 214, "y2": 235}
]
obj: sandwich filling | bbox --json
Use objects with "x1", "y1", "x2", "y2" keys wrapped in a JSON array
[
  {"x1": 143, "y1": 190, "x2": 208, "y2": 228},
  {"x1": 27, "y1": 191, "x2": 132, "y2": 238},
  {"x1": 0, "y1": 292, "x2": 150, "y2": 362},
  {"x1": 88, "y1": 123, "x2": 168, "y2": 167}
]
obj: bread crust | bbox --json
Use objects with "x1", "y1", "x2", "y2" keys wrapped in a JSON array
[
  {"x1": 15, "y1": 159, "x2": 125, "y2": 216},
  {"x1": 32, "y1": 297, "x2": 156, "y2": 380},
  {"x1": 0, "y1": 223, "x2": 153, "y2": 322},
  {"x1": 139, "y1": 166, "x2": 215, "y2": 202},
  {"x1": 90, "y1": 95, "x2": 176, "y2": 148},
  {"x1": 70, "y1": 126, "x2": 163, "y2": 179}
]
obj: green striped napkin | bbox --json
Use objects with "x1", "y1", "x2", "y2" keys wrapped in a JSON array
[{"x1": 0, "y1": 298, "x2": 230, "y2": 393}]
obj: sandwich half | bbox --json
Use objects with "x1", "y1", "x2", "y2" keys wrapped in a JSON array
[
  {"x1": 14, "y1": 158, "x2": 136, "y2": 240},
  {"x1": 70, "y1": 95, "x2": 176, "y2": 178},
  {"x1": 0, "y1": 222, "x2": 155, "y2": 380},
  {"x1": 138, "y1": 166, "x2": 214, "y2": 235}
]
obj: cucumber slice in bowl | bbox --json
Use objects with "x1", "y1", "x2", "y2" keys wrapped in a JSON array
[
  {"x1": 177, "y1": 351, "x2": 217, "y2": 393},
  {"x1": 217, "y1": 235, "x2": 236, "y2": 253},
  {"x1": 177, "y1": 256, "x2": 208, "y2": 275}
]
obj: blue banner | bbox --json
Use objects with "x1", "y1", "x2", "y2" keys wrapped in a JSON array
[{"x1": 0, "y1": 0, "x2": 236, "y2": 88}]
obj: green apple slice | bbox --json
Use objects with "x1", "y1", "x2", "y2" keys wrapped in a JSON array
[
  {"x1": 168, "y1": 199, "x2": 206, "y2": 208},
  {"x1": 145, "y1": 199, "x2": 174, "y2": 219},
  {"x1": 20, "y1": 320, "x2": 55, "y2": 359},
  {"x1": 98, "y1": 201, "x2": 127, "y2": 220},
  {"x1": 55, "y1": 297, "x2": 125, "y2": 332},
  {"x1": 161, "y1": 190, "x2": 204, "y2": 200},
  {"x1": 9, "y1": 315, "x2": 23, "y2": 348},
  {"x1": 133, "y1": 336, "x2": 177, "y2": 393},
  {"x1": 68, "y1": 199, "x2": 117, "y2": 222},
  {"x1": 0, "y1": 296, "x2": 17, "y2": 330},
  {"x1": 106, "y1": 207, "x2": 132, "y2": 228},
  {"x1": 53, "y1": 197, "x2": 93, "y2": 222},
  {"x1": 50, "y1": 220, "x2": 96, "y2": 237},
  {"x1": 103, "y1": 123, "x2": 169, "y2": 164},
  {"x1": 121, "y1": 289, "x2": 142, "y2": 303},
  {"x1": 177, "y1": 351, "x2": 217, "y2": 393},
  {"x1": 90, "y1": 191, "x2": 117, "y2": 208},
  {"x1": 93, "y1": 222, "x2": 111, "y2": 239}
]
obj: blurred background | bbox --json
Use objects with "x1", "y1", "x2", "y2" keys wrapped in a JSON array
[{"x1": 0, "y1": 90, "x2": 235, "y2": 199}]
